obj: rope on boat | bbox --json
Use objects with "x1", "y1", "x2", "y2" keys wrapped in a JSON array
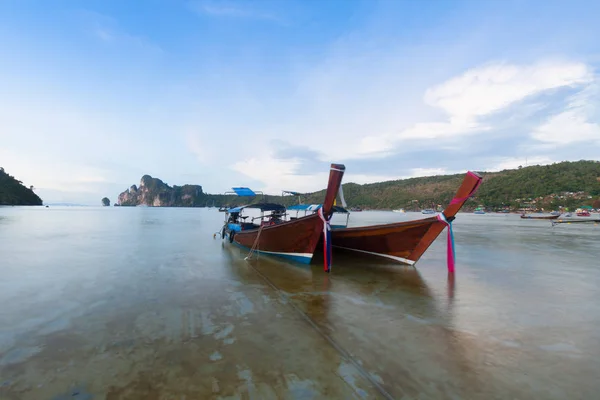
[
  {"x1": 244, "y1": 225, "x2": 265, "y2": 261},
  {"x1": 243, "y1": 259, "x2": 395, "y2": 400}
]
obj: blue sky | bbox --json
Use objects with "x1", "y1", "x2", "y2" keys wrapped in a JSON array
[{"x1": 1, "y1": 0, "x2": 599, "y2": 204}]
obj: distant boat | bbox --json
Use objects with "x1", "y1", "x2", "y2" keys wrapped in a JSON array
[
  {"x1": 421, "y1": 209, "x2": 436, "y2": 214},
  {"x1": 550, "y1": 211, "x2": 561, "y2": 216},
  {"x1": 473, "y1": 210, "x2": 486, "y2": 214},
  {"x1": 552, "y1": 218, "x2": 600, "y2": 225},
  {"x1": 577, "y1": 211, "x2": 591, "y2": 217},
  {"x1": 349, "y1": 207, "x2": 363, "y2": 212},
  {"x1": 520, "y1": 213, "x2": 559, "y2": 220},
  {"x1": 393, "y1": 208, "x2": 405, "y2": 213}
]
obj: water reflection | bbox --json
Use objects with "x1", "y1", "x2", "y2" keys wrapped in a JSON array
[{"x1": 1, "y1": 208, "x2": 599, "y2": 399}]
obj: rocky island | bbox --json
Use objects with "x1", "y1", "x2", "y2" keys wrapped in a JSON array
[
  {"x1": 117, "y1": 175, "x2": 204, "y2": 207},
  {"x1": 0, "y1": 167, "x2": 43, "y2": 206}
]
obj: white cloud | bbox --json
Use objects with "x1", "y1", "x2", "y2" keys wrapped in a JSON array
[
  {"x1": 409, "y1": 168, "x2": 448, "y2": 177},
  {"x1": 489, "y1": 156, "x2": 554, "y2": 171},
  {"x1": 343, "y1": 173, "x2": 399, "y2": 185},
  {"x1": 532, "y1": 110, "x2": 600, "y2": 144},
  {"x1": 358, "y1": 60, "x2": 595, "y2": 155},
  {"x1": 424, "y1": 61, "x2": 592, "y2": 120},
  {"x1": 530, "y1": 82, "x2": 600, "y2": 145},
  {"x1": 230, "y1": 156, "x2": 402, "y2": 193}
]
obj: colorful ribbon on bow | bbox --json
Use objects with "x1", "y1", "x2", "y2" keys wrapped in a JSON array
[
  {"x1": 317, "y1": 207, "x2": 332, "y2": 272},
  {"x1": 436, "y1": 213, "x2": 456, "y2": 273}
]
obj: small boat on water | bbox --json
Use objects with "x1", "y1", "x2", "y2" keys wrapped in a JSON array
[
  {"x1": 473, "y1": 208, "x2": 485, "y2": 215},
  {"x1": 393, "y1": 208, "x2": 406, "y2": 213},
  {"x1": 520, "y1": 213, "x2": 559, "y2": 220},
  {"x1": 349, "y1": 207, "x2": 363, "y2": 212},
  {"x1": 577, "y1": 211, "x2": 591, "y2": 217},
  {"x1": 421, "y1": 209, "x2": 436, "y2": 214},
  {"x1": 219, "y1": 164, "x2": 345, "y2": 269},
  {"x1": 330, "y1": 172, "x2": 482, "y2": 268},
  {"x1": 286, "y1": 172, "x2": 483, "y2": 270},
  {"x1": 552, "y1": 218, "x2": 600, "y2": 225},
  {"x1": 550, "y1": 211, "x2": 561, "y2": 216}
]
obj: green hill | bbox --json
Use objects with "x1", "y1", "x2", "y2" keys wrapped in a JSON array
[
  {"x1": 121, "y1": 160, "x2": 600, "y2": 211},
  {"x1": 279, "y1": 160, "x2": 600, "y2": 211},
  {"x1": 0, "y1": 167, "x2": 43, "y2": 206}
]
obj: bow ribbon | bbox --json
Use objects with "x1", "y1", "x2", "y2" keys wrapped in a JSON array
[
  {"x1": 317, "y1": 207, "x2": 332, "y2": 272},
  {"x1": 436, "y1": 213, "x2": 456, "y2": 273}
]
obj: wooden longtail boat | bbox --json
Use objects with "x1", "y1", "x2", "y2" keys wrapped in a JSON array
[
  {"x1": 552, "y1": 218, "x2": 600, "y2": 225},
  {"x1": 330, "y1": 171, "x2": 483, "y2": 268},
  {"x1": 221, "y1": 164, "x2": 345, "y2": 267},
  {"x1": 520, "y1": 214, "x2": 559, "y2": 220}
]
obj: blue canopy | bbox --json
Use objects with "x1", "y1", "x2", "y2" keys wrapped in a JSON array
[{"x1": 231, "y1": 187, "x2": 256, "y2": 196}]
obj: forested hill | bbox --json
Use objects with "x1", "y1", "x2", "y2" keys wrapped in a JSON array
[
  {"x1": 0, "y1": 168, "x2": 43, "y2": 206},
  {"x1": 121, "y1": 160, "x2": 600, "y2": 211},
  {"x1": 294, "y1": 160, "x2": 600, "y2": 211}
]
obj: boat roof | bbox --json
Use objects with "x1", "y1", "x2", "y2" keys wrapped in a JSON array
[
  {"x1": 287, "y1": 204, "x2": 349, "y2": 214},
  {"x1": 230, "y1": 187, "x2": 258, "y2": 196},
  {"x1": 228, "y1": 203, "x2": 286, "y2": 213}
]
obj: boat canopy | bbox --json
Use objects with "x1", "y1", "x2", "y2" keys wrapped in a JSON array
[
  {"x1": 287, "y1": 204, "x2": 349, "y2": 214},
  {"x1": 228, "y1": 203, "x2": 286, "y2": 213},
  {"x1": 230, "y1": 187, "x2": 257, "y2": 196}
]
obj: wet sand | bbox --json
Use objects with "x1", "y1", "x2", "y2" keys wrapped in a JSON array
[{"x1": 1, "y1": 207, "x2": 599, "y2": 399}]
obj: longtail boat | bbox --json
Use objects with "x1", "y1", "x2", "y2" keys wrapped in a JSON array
[
  {"x1": 283, "y1": 171, "x2": 482, "y2": 271},
  {"x1": 220, "y1": 164, "x2": 345, "y2": 270},
  {"x1": 520, "y1": 214, "x2": 559, "y2": 220},
  {"x1": 329, "y1": 172, "x2": 482, "y2": 270},
  {"x1": 552, "y1": 218, "x2": 600, "y2": 225}
]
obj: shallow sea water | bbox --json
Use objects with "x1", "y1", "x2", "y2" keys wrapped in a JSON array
[{"x1": 1, "y1": 207, "x2": 599, "y2": 399}]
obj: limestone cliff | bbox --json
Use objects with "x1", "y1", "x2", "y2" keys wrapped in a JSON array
[{"x1": 117, "y1": 175, "x2": 204, "y2": 207}]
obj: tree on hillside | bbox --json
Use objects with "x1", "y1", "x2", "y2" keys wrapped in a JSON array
[{"x1": 102, "y1": 197, "x2": 110, "y2": 206}]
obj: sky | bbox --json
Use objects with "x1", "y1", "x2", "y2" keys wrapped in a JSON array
[{"x1": 1, "y1": 0, "x2": 599, "y2": 205}]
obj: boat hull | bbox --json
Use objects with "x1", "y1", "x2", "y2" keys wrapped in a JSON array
[
  {"x1": 330, "y1": 171, "x2": 483, "y2": 265},
  {"x1": 331, "y1": 217, "x2": 440, "y2": 264},
  {"x1": 520, "y1": 215, "x2": 559, "y2": 220},
  {"x1": 229, "y1": 213, "x2": 323, "y2": 264}
]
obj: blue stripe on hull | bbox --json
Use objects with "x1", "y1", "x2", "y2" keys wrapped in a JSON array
[{"x1": 229, "y1": 239, "x2": 313, "y2": 264}]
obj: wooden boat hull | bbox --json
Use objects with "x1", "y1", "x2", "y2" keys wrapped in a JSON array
[
  {"x1": 231, "y1": 214, "x2": 323, "y2": 264},
  {"x1": 330, "y1": 171, "x2": 483, "y2": 265},
  {"x1": 223, "y1": 163, "x2": 345, "y2": 265},
  {"x1": 520, "y1": 215, "x2": 559, "y2": 220},
  {"x1": 552, "y1": 218, "x2": 600, "y2": 225},
  {"x1": 331, "y1": 217, "x2": 440, "y2": 264}
]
